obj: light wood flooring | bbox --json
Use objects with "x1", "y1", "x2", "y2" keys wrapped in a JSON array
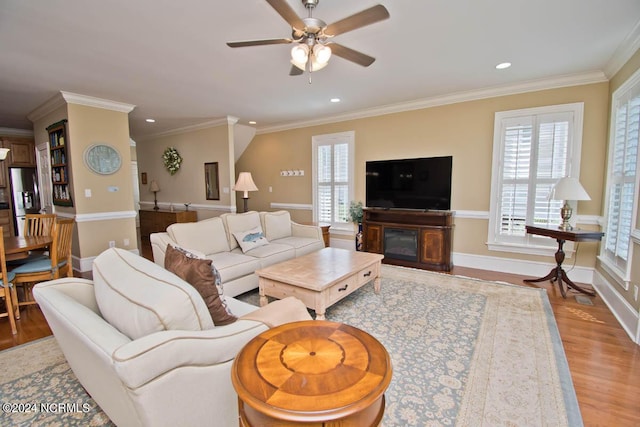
[{"x1": 0, "y1": 240, "x2": 638, "y2": 426}]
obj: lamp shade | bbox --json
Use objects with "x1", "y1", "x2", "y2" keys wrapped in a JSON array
[
  {"x1": 149, "y1": 180, "x2": 160, "y2": 193},
  {"x1": 233, "y1": 172, "x2": 258, "y2": 195},
  {"x1": 550, "y1": 177, "x2": 590, "y2": 201},
  {"x1": 0, "y1": 148, "x2": 9, "y2": 160}
]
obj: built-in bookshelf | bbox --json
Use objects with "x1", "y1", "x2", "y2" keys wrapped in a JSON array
[{"x1": 46, "y1": 119, "x2": 73, "y2": 206}]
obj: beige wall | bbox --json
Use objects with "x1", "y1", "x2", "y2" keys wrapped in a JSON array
[
  {"x1": 136, "y1": 124, "x2": 233, "y2": 219},
  {"x1": 66, "y1": 104, "x2": 138, "y2": 257},
  {"x1": 31, "y1": 101, "x2": 138, "y2": 264},
  {"x1": 238, "y1": 82, "x2": 609, "y2": 263}
]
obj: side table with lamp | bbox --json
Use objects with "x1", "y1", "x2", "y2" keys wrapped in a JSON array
[{"x1": 524, "y1": 177, "x2": 604, "y2": 298}]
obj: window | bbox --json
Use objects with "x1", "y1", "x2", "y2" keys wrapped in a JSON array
[
  {"x1": 601, "y1": 69, "x2": 640, "y2": 284},
  {"x1": 312, "y1": 131, "x2": 355, "y2": 229},
  {"x1": 488, "y1": 103, "x2": 584, "y2": 253}
]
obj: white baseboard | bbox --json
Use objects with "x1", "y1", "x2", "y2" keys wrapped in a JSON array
[
  {"x1": 592, "y1": 270, "x2": 640, "y2": 344},
  {"x1": 329, "y1": 238, "x2": 355, "y2": 251},
  {"x1": 73, "y1": 248, "x2": 140, "y2": 273},
  {"x1": 453, "y1": 251, "x2": 594, "y2": 284}
]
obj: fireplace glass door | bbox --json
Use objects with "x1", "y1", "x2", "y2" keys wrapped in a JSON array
[{"x1": 384, "y1": 228, "x2": 418, "y2": 262}]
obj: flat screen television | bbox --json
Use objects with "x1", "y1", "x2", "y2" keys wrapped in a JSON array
[{"x1": 366, "y1": 156, "x2": 452, "y2": 210}]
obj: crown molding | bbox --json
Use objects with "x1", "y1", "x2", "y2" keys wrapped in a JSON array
[
  {"x1": 256, "y1": 71, "x2": 607, "y2": 134},
  {"x1": 60, "y1": 91, "x2": 135, "y2": 113},
  {"x1": 27, "y1": 92, "x2": 67, "y2": 122},
  {"x1": 27, "y1": 91, "x2": 135, "y2": 123},
  {"x1": 0, "y1": 127, "x2": 34, "y2": 137},
  {"x1": 136, "y1": 117, "x2": 229, "y2": 142},
  {"x1": 604, "y1": 18, "x2": 640, "y2": 78}
]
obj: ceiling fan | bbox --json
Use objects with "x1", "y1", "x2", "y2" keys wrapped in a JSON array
[{"x1": 227, "y1": 0, "x2": 390, "y2": 76}]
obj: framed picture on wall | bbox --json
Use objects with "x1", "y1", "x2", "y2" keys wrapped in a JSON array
[{"x1": 205, "y1": 162, "x2": 219, "y2": 200}]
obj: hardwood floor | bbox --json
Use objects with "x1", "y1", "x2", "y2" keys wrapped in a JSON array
[{"x1": 0, "y1": 242, "x2": 638, "y2": 426}]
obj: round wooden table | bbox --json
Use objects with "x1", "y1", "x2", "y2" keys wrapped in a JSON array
[{"x1": 231, "y1": 320, "x2": 392, "y2": 427}]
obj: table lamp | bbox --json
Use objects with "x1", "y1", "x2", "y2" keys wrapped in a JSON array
[
  {"x1": 550, "y1": 177, "x2": 590, "y2": 231},
  {"x1": 233, "y1": 172, "x2": 258, "y2": 213},
  {"x1": 149, "y1": 180, "x2": 160, "y2": 211}
]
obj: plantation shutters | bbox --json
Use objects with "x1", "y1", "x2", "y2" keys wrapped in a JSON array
[
  {"x1": 602, "y1": 73, "x2": 640, "y2": 279},
  {"x1": 489, "y1": 103, "x2": 584, "y2": 252},
  {"x1": 312, "y1": 132, "x2": 355, "y2": 228}
]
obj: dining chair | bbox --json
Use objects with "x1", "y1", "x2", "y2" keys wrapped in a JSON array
[
  {"x1": 13, "y1": 218, "x2": 75, "y2": 307},
  {"x1": 24, "y1": 213, "x2": 57, "y2": 239},
  {"x1": 8, "y1": 213, "x2": 57, "y2": 266},
  {"x1": 0, "y1": 226, "x2": 18, "y2": 334}
]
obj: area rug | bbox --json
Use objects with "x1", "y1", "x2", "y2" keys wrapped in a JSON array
[{"x1": 0, "y1": 264, "x2": 581, "y2": 427}]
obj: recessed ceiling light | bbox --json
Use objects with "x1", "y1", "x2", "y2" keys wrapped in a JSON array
[
  {"x1": 145, "y1": 118, "x2": 156, "y2": 123},
  {"x1": 330, "y1": 98, "x2": 341, "y2": 103},
  {"x1": 495, "y1": 62, "x2": 511, "y2": 70},
  {"x1": 249, "y1": 121, "x2": 256, "y2": 125}
]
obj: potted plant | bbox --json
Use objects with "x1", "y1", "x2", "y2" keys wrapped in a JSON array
[{"x1": 348, "y1": 201, "x2": 364, "y2": 251}]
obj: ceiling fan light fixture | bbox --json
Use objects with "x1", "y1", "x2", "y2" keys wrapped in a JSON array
[
  {"x1": 291, "y1": 44, "x2": 309, "y2": 63},
  {"x1": 313, "y1": 44, "x2": 332, "y2": 64},
  {"x1": 291, "y1": 58, "x2": 307, "y2": 71},
  {"x1": 310, "y1": 59, "x2": 329, "y2": 72}
]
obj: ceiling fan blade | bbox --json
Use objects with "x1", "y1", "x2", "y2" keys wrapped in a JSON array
[
  {"x1": 227, "y1": 38, "x2": 292, "y2": 48},
  {"x1": 329, "y1": 43, "x2": 376, "y2": 67},
  {"x1": 266, "y1": 0, "x2": 305, "y2": 30},
  {"x1": 289, "y1": 65, "x2": 304, "y2": 76},
  {"x1": 324, "y1": 4, "x2": 390, "y2": 37}
]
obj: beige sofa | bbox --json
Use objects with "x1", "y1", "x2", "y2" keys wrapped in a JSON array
[
  {"x1": 33, "y1": 247, "x2": 312, "y2": 427},
  {"x1": 150, "y1": 210, "x2": 325, "y2": 297}
]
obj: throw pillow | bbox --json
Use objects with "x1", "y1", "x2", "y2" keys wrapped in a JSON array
[
  {"x1": 164, "y1": 244, "x2": 237, "y2": 326},
  {"x1": 232, "y1": 226, "x2": 269, "y2": 253}
]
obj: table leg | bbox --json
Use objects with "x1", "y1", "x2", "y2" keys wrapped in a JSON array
[
  {"x1": 523, "y1": 238, "x2": 594, "y2": 298},
  {"x1": 374, "y1": 276, "x2": 381, "y2": 293}
]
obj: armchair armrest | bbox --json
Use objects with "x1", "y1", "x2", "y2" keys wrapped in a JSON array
[
  {"x1": 291, "y1": 222, "x2": 323, "y2": 240},
  {"x1": 149, "y1": 232, "x2": 172, "y2": 265},
  {"x1": 113, "y1": 320, "x2": 268, "y2": 389}
]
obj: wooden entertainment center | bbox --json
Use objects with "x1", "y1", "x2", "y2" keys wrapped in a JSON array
[{"x1": 362, "y1": 208, "x2": 453, "y2": 272}]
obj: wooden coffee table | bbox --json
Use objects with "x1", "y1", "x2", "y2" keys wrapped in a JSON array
[
  {"x1": 256, "y1": 248, "x2": 384, "y2": 320},
  {"x1": 231, "y1": 320, "x2": 392, "y2": 426}
]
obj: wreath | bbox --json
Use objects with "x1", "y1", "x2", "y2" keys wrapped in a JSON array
[{"x1": 162, "y1": 147, "x2": 182, "y2": 175}]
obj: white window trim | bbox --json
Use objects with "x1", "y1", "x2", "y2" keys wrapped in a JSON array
[
  {"x1": 487, "y1": 102, "x2": 584, "y2": 255},
  {"x1": 311, "y1": 131, "x2": 355, "y2": 231},
  {"x1": 598, "y1": 67, "x2": 640, "y2": 288}
]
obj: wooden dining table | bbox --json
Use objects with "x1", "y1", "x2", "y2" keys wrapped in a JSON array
[{"x1": 4, "y1": 235, "x2": 53, "y2": 261}]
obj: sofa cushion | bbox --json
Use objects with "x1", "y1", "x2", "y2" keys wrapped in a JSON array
[
  {"x1": 164, "y1": 245, "x2": 237, "y2": 326},
  {"x1": 262, "y1": 211, "x2": 292, "y2": 241},
  {"x1": 92, "y1": 248, "x2": 214, "y2": 340},
  {"x1": 223, "y1": 211, "x2": 261, "y2": 250},
  {"x1": 206, "y1": 252, "x2": 262, "y2": 283},
  {"x1": 233, "y1": 226, "x2": 269, "y2": 253},
  {"x1": 167, "y1": 217, "x2": 230, "y2": 255},
  {"x1": 234, "y1": 242, "x2": 295, "y2": 268},
  {"x1": 272, "y1": 236, "x2": 325, "y2": 257}
]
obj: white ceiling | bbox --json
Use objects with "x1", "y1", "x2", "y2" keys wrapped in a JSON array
[{"x1": 1, "y1": 0, "x2": 640, "y2": 140}]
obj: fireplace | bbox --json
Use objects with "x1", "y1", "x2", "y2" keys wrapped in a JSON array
[{"x1": 384, "y1": 228, "x2": 418, "y2": 262}]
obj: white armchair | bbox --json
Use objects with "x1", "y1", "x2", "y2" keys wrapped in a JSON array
[{"x1": 33, "y1": 248, "x2": 311, "y2": 427}]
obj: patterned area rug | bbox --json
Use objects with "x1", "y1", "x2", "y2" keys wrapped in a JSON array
[{"x1": 0, "y1": 265, "x2": 581, "y2": 427}]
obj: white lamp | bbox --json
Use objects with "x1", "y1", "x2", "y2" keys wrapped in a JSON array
[
  {"x1": 233, "y1": 172, "x2": 258, "y2": 213},
  {"x1": 550, "y1": 177, "x2": 591, "y2": 231},
  {"x1": 0, "y1": 148, "x2": 10, "y2": 160},
  {"x1": 149, "y1": 180, "x2": 160, "y2": 211}
]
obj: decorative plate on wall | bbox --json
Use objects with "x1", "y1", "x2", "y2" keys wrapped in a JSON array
[{"x1": 84, "y1": 144, "x2": 122, "y2": 175}]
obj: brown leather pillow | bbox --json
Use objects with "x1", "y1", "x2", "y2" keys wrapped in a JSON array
[{"x1": 164, "y1": 244, "x2": 237, "y2": 326}]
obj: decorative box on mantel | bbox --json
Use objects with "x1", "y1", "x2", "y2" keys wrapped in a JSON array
[{"x1": 362, "y1": 208, "x2": 454, "y2": 272}]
